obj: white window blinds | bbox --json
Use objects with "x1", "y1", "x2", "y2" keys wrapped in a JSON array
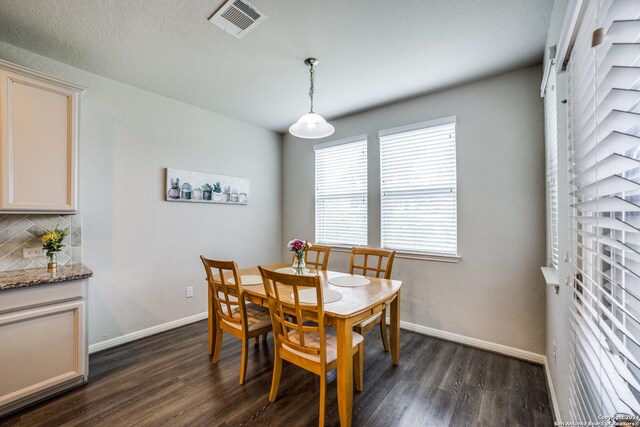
[
  {"x1": 379, "y1": 118, "x2": 457, "y2": 255},
  {"x1": 567, "y1": 0, "x2": 640, "y2": 420},
  {"x1": 545, "y1": 62, "x2": 560, "y2": 268},
  {"x1": 314, "y1": 137, "x2": 368, "y2": 246}
]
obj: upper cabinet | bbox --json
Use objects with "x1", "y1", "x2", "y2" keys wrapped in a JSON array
[{"x1": 0, "y1": 60, "x2": 84, "y2": 213}]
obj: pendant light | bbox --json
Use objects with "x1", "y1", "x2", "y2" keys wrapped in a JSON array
[{"x1": 289, "y1": 58, "x2": 335, "y2": 139}]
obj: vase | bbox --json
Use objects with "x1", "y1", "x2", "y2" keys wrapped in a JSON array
[
  {"x1": 292, "y1": 252, "x2": 306, "y2": 275},
  {"x1": 47, "y1": 252, "x2": 57, "y2": 271}
]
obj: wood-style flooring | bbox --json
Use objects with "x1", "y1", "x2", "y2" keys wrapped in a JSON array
[{"x1": 1, "y1": 320, "x2": 553, "y2": 426}]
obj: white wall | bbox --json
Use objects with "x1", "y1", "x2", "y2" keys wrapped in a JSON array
[
  {"x1": 282, "y1": 65, "x2": 547, "y2": 355},
  {"x1": 0, "y1": 41, "x2": 282, "y2": 345},
  {"x1": 543, "y1": 0, "x2": 572, "y2": 421}
]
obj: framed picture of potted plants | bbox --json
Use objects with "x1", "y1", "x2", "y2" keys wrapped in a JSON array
[{"x1": 165, "y1": 168, "x2": 249, "y2": 205}]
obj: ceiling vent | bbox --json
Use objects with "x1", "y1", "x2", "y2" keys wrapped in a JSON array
[{"x1": 209, "y1": 0, "x2": 266, "y2": 39}]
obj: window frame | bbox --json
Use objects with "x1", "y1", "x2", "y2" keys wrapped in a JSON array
[
  {"x1": 313, "y1": 135, "x2": 368, "y2": 247},
  {"x1": 378, "y1": 116, "x2": 459, "y2": 259},
  {"x1": 544, "y1": 60, "x2": 559, "y2": 269}
]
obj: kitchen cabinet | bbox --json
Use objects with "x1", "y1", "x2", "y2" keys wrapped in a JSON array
[
  {"x1": 0, "y1": 265, "x2": 92, "y2": 416},
  {"x1": 0, "y1": 60, "x2": 84, "y2": 213}
]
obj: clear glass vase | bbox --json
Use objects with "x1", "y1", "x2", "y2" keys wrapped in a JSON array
[
  {"x1": 47, "y1": 252, "x2": 57, "y2": 270},
  {"x1": 292, "y1": 252, "x2": 306, "y2": 275}
]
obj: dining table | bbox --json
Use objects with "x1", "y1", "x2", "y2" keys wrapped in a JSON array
[{"x1": 207, "y1": 263, "x2": 402, "y2": 427}]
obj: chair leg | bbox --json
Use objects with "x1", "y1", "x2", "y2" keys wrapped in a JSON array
[
  {"x1": 354, "y1": 342, "x2": 364, "y2": 392},
  {"x1": 269, "y1": 352, "x2": 282, "y2": 402},
  {"x1": 254, "y1": 336, "x2": 259, "y2": 345},
  {"x1": 212, "y1": 328, "x2": 223, "y2": 364},
  {"x1": 319, "y1": 374, "x2": 326, "y2": 427},
  {"x1": 380, "y1": 308, "x2": 389, "y2": 352},
  {"x1": 239, "y1": 338, "x2": 249, "y2": 385}
]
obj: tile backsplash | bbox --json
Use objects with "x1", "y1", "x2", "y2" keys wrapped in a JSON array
[{"x1": 0, "y1": 214, "x2": 81, "y2": 271}]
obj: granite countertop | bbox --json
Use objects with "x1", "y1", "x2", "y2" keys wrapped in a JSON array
[{"x1": 0, "y1": 264, "x2": 93, "y2": 291}]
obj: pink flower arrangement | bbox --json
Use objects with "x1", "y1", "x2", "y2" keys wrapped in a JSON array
[{"x1": 288, "y1": 239, "x2": 311, "y2": 254}]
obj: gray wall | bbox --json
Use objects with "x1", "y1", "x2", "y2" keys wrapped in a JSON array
[
  {"x1": 543, "y1": 0, "x2": 572, "y2": 420},
  {"x1": 282, "y1": 65, "x2": 547, "y2": 354},
  {"x1": 0, "y1": 41, "x2": 282, "y2": 345}
]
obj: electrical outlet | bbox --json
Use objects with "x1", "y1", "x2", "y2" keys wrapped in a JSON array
[
  {"x1": 552, "y1": 341, "x2": 557, "y2": 365},
  {"x1": 186, "y1": 287, "x2": 194, "y2": 298},
  {"x1": 22, "y1": 247, "x2": 44, "y2": 258}
]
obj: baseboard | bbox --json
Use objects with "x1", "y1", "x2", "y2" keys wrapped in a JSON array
[
  {"x1": 88, "y1": 311, "x2": 208, "y2": 354},
  {"x1": 392, "y1": 318, "x2": 546, "y2": 365},
  {"x1": 544, "y1": 357, "x2": 561, "y2": 422}
]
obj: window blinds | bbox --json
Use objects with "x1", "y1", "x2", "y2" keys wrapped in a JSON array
[
  {"x1": 379, "y1": 119, "x2": 457, "y2": 255},
  {"x1": 567, "y1": 0, "x2": 640, "y2": 419},
  {"x1": 545, "y1": 63, "x2": 560, "y2": 268},
  {"x1": 314, "y1": 138, "x2": 368, "y2": 246}
]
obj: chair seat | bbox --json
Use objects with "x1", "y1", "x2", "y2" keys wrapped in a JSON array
[
  {"x1": 222, "y1": 305, "x2": 272, "y2": 332},
  {"x1": 283, "y1": 328, "x2": 363, "y2": 364},
  {"x1": 247, "y1": 302, "x2": 269, "y2": 313},
  {"x1": 355, "y1": 312, "x2": 382, "y2": 329}
]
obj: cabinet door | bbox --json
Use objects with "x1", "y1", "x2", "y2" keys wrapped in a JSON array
[
  {"x1": 0, "y1": 70, "x2": 78, "y2": 212},
  {"x1": 0, "y1": 299, "x2": 86, "y2": 411}
]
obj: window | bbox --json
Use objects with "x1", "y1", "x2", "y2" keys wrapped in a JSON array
[
  {"x1": 379, "y1": 117, "x2": 457, "y2": 256},
  {"x1": 544, "y1": 61, "x2": 559, "y2": 268},
  {"x1": 314, "y1": 137, "x2": 367, "y2": 246},
  {"x1": 566, "y1": 0, "x2": 640, "y2": 418}
]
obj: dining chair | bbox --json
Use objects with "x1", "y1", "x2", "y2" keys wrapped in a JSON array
[
  {"x1": 290, "y1": 244, "x2": 332, "y2": 270},
  {"x1": 201, "y1": 256, "x2": 272, "y2": 385},
  {"x1": 350, "y1": 247, "x2": 396, "y2": 352},
  {"x1": 258, "y1": 266, "x2": 363, "y2": 427}
]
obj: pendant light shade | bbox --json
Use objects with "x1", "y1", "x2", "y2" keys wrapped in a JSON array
[
  {"x1": 289, "y1": 58, "x2": 335, "y2": 139},
  {"x1": 289, "y1": 112, "x2": 335, "y2": 139}
]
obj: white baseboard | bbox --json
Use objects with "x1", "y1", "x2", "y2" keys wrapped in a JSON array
[
  {"x1": 544, "y1": 357, "x2": 561, "y2": 422},
  {"x1": 89, "y1": 311, "x2": 208, "y2": 354},
  {"x1": 392, "y1": 318, "x2": 546, "y2": 365}
]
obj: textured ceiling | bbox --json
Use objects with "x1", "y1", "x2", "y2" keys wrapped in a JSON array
[{"x1": 0, "y1": 0, "x2": 553, "y2": 132}]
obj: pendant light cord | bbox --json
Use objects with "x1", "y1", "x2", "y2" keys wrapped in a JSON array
[{"x1": 308, "y1": 63, "x2": 315, "y2": 113}]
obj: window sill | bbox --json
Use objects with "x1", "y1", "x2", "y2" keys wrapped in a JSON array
[
  {"x1": 329, "y1": 246, "x2": 461, "y2": 263},
  {"x1": 540, "y1": 266, "x2": 560, "y2": 294}
]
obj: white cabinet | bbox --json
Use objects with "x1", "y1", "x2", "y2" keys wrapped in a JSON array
[
  {"x1": 0, "y1": 279, "x2": 89, "y2": 416},
  {"x1": 0, "y1": 60, "x2": 84, "y2": 213}
]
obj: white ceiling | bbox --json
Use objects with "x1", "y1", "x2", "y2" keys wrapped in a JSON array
[{"x1": 0, "y1": 0, "x2": 553, "y2": 132}]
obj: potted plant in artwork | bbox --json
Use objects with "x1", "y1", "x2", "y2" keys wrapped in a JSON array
[
  {"x1": 168, "y1": 178, "x2": 180, "y2": 199},
  {"x1": 239, "y1": 192, "x2": 247, "y2": 204},
  {"x1": 40, "y1": 226, "x2": 69, "y2": 271},
  {"x1": 230, "y1": 187, "x2": 239, "y2": 203},
  {"x1": 288, "y1": 239, "x2": 312, "y2": 275},
  {"x1": 213, "y1": 182, "x2": 222, "y2": 201},
  {"x1": 192, "y1": 187, "x2": 203, "y2": 201},
  {"x1": 181, "y1": 182, "x2": 192, "y2": 200},
  {"x1": 223, "y1": 185, "x2": 231, "y2": 202},
  {"x1": 202, "y1": 183, "x2": 213, "y2": 201}
]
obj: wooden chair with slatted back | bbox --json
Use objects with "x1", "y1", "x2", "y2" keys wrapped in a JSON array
[
  {"x1": 290, "y1": 244, "x2": 332, "y2": 270},
  {"x1": 350, "y1": 247, "x2": 396, "y2": 352},
  {"x1": 201, "y1": 256, "x2": 272, "y2": 385},
  {"x1": 258, "y1": 266, "x2": 363, "y2": 427}
]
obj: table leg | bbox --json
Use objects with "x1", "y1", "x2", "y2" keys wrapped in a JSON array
[
  {"x1": 208, "y1": 284, "x2": 215, "y2": 355},
  {"x1": 390, "y1": 290, "x2": 401, "y2": 366},
  {"x1": 336, "y1": 317, "x2": 354, "y2": 427}
]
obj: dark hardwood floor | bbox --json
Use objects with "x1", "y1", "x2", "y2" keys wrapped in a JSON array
[{"x1": 1, "y1": 320, "x2": 552, "y2": 426}]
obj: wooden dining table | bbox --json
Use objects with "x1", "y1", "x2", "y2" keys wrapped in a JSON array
[{"x1": 207, "y1": 263, "x2": 402, "y2": 427}]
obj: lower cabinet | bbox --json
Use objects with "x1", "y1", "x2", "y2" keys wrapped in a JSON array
[{"x1": 0, "y1": 279, "x2": 88, "y2": 416}]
